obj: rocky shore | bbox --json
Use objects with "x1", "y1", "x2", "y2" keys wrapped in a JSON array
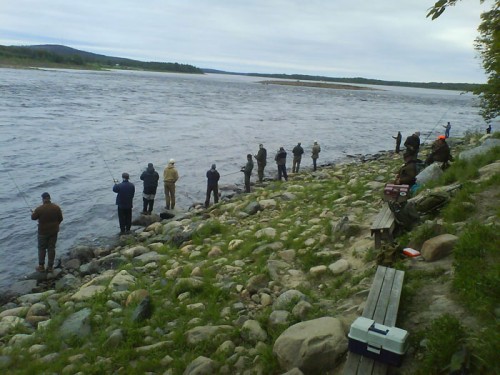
[{"x1": 0, "y1": 134, "x2": 498, "y2": 374}]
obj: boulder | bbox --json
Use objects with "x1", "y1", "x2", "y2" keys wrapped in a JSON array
[
  {"x1": 183, "y1": 356, "x2": 216, "y2": 375},
  {"x1": 59, "y1": 308, "x2": 92, "y2": 339},
  {"x1": 421, "y1": 234, "x2": 459, "y2": 261},
  {"x1": 273, "y1": 317, "x2": 348, "y2": 373},
  {"x1": 185, "y1": 325, "x2": 233, "y2": 346},
  {"x1": 69, "y1": 245, "x2": 95, "y2": 264},
  {"x1": 240, "y1": 319, "x2": 267, "y2": 343}
]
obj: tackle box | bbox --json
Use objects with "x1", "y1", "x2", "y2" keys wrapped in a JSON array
[
  {"x1": 382, "y1": 184, "x2": 410, "y2": 203},
  {"x1": 347, "y1": 317, "x2": 409, "y2": 367}
]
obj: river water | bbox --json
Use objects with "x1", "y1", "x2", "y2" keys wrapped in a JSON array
[{"x1": 0, "y1": 68, "x2": 485, "y2": 290}]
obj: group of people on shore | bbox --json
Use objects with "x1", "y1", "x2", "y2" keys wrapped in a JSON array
[{"x1": 394, "y1": 127, "x2": 454, "y2": 189}]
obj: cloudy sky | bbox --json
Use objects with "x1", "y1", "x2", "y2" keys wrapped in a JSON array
[{"x1": 0, "y1": 0, "x2": 491, "y2": 83}]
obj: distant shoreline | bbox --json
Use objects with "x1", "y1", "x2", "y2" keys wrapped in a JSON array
[{"x1": 259, "y1": 80, "x2": 378, "y2": 90}]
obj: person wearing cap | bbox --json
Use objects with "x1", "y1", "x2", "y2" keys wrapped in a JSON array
[
  {"x1": 425, "y1": 135, "x2": 453, "y2": 167},
  {"x1": 275, "y1": 147, "x2": 288, "y2": 181},
  {"x1": 163, "y1": 159, "x2": 179, "y2": 210},
  {"x1": 113, "y1": 173, "x2": 135, "y2": 235},
  {"x1": 404, "y1": 131, "x2": 421, "y2": 158},
  {"x1": 311, "y1": 141, "x2": 321, "y2": 171},
  {"x1": 292, "y1": 142, "x2": 304, "y2": 173},
  {"x1": 31, "y1": 192, "x2": 63, "y2": 272},
  {"x1": 254, "y1": 144, "x2": 267, "y2": 183},
  {"x1": 242, "y1": 154, "x2": 254, "y2": 192},
  {"x1": 395, "y1": 153, "x2": 418, "y2": 187},
  {"x1": 205, "y1": 164, "x2": 220, "y2": 208},
  {"x1": 443, "y1": 122, "x2": 451, "y2": 138},
  {"x1": 140, "y1": 163, "x2": 159, "y2": 215}
]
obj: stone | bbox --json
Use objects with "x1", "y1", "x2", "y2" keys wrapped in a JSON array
[
  {"x1": 59, "y1": 308, "x2": 92, "y2": 339},
  {"x1": 228, "y1": 239, "x2": 244, "y2": 251},
  {"x1": 273, "y1": 317, "x2": 348, "y2": 373},
  {"x1": 273, "y1": 290, "x2": 306, "y2": 311},
  {"x1": 421, "y1": 234, "x2": 459, "y2": 261},
  {"x1": 79, "y1": 260, "x2": 101, "y2": 276},
  {"x1": 133, "y1": 251, "x2": 166, "y2": 264},
  {"x1": 126, "y1": 289, "x2": 149, "y2": 306},
  {"x1": 108, "y1": 270, "x2": 136, "y2": 291},
  {"x1": 62, "y1": 258, "x2": 81, "y2": 270},
  {"x1": 258, "y1": 199, "x2": 277, "y2": 209},
  {"x1": 173, "y1": 278, "x2": 204, "y2": 296},
  {"x1": 131, "y1": 297, "x2": 153, "y2": 322},
  {"x1": 292, "y1": 300, "x2": 313, "y2": 321},
  {"x1": 328, "y1": 259, "x2": 350, "y2": 275},
  {"x1": 185, "y1": 325, "x2": 233, "y2": 346},
  {"x1": 255, "y1": 227, "x2": 276, "y2": 239},
  {"x1": 0, "y1": 307, "x2": 29, "y2": 319},
  {"x1": 268, "y1": 310, "x2": 290, "y2": 329},
  {"x1": 55, "y1": 274, "x2": 80, "y2": 292},
  {"x1": 71, "y1": 285, "x2": 106, "y2": 301},
  {"x1": 309, "y1": 265, "x2": 327, "y2": 276},
  {"x1": 27, "y1": 303, "x2": 48, "y2": 318},
  {"x1": 245, "y1": 274, "x2": 269, "y2": 294},
  {"x1": 121, "y1": 245, "x2": 150, "y2": 258},
  {"x1": 241, "y1": 319, "x2": 267, "y2": 343},
  {"x1": 183, "y1": 356, "x2": 216, "y2": 375},
  {"x1": 243, "y1": 201, "x2": 262, "y2": 215},
  {"x1": 69, "y1": 245, "x2": 95, "y2": 263}
]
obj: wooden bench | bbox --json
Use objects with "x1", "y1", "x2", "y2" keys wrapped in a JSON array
[
  {"x1": 343, "y1": 266, "x2": 405, "y2": 375},
  {"x1": 370, "y1": 204, "x2": 396, "y2": 249}
]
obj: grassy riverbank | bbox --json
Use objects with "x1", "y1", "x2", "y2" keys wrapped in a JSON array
[{"x1": 0, "y1": 132, "x2": 498, "y2": 374}]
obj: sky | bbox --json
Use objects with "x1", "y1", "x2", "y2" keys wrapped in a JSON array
[{"x1": 0, "y1": 0, "x2": 492, "y2": 83}]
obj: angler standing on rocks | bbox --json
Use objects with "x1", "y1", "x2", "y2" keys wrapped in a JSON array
[
  {"x1": 275, "y1": 147, "x2": 288, "y2": 181},
  {"x1": 205, "y1": 163, "x2": 220, "y2": 208},
  {"x1": 311, "y1": 140, "x2": 321, "y2": 171},
  {"x1": 140, "y1": 163, "x2": 159, "y2": 215},
  {"x1": 113, "y1": 172, "x2": 135, "y2": 235},
  {"x1": 254, "y1": 143, "x2": 267, "y2": 183},
  {"x1": 242, "y1": 154, "x2": 254, "y2": 193},
  {"x1": 163, "y1": 159, "x2": 179, "y2": 210},
  {"x1": 31, "y1": 192, "x2": 63, "y2": 273},
  {"x1": 292, "y1": 142, "x2": 304, "y2": 173}
]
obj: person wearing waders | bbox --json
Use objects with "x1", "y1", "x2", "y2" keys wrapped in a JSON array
[
  {"x1": 311, "y1": 140, "x2": 321, "y2": 171},
  {"x1": 163, "y1": 159, "x2": 179, "y2": 210},
  {"x1": 275, "y1": 147, "x2": 288, "y2": 181},
  {"x1": 242, "y1": 154, "x2": 253, "y2": 193},
  {"x1": 205, "y1": 164, "x2": 220, "y2": 208},
  {"x1": 140, "y1": 163, "x2": 159, "y2": 215},
  {"x1": 31, "y1": 192, "x2": 63, "y2": 273},
  {"x1": 292, "y1": 142, "x2": 304, "y2": 173},
  {"x1": 113, "y1": 172, "x2": 135, "y2": 235},
  {"x1": 392, "y1": 131, "x2": 402, "y2": 154},
  {"x1": 443, "y1": 122, "x2": 451, "y2": 138},
  {"x1": 254, "y1": 143, "x2": 267, "y2": 182}
]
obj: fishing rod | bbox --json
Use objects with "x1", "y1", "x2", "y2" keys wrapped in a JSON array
[
  {"x1": 422, "y1": 105, "x2": 453, "y2": 144},
  {"x1": 7, "y1": 170, "x2": 33, "y2": 212}
]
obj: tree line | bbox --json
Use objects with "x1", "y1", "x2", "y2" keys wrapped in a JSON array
[{"x1": 0, "y1": 45, "x2": 203, "y2": 74}]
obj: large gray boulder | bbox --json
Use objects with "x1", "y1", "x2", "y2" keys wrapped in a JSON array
[
  {"x1": 273, "y1": 317, "x2": 347, "y2": 374},
  {"x1": 59, "y1": 308, "x2": 92, "y2": 339},
  {"x1": 421, "y1": 234, "x2": 459, "y2": 261}
]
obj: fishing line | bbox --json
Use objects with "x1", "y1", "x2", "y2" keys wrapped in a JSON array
[
  {"x1": 7, "y1": 170, "x2": 32, "y2": 212},
  {"x1": 88, "y1": 134, "x2": 117, "y2": 183},
  {"x1": 423, "y1": 105, "x2": 453, "y2": 144}
]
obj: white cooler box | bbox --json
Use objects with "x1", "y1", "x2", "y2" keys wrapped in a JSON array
[{"x1": 347, "y1": 317, "x2": 409, "y2": 367}]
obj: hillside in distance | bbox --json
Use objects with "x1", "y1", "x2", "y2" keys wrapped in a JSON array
[{"x1": 0, "y1": 44, "x2": 203, "y2": 74}]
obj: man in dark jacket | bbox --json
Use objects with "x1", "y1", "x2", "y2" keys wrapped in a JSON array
[
  {"x1": 392, "y1": 131, "x2": 402, "y2": 154},
  {"x1": 31, "y1": 192, "x2": 63, "y2": 272},
  {"x1": 140, "y1": 163, "x2": 159, "y2": 215},
  {"x1": 242, "y1": 154, "x2": 254, "y2": 193},
  {"x1": 254, "y1": 144, "x2": 267, "y2": 182},
  {"x1": 292, "y1": 142, "x2": 304, "y2": 173},
  {"x1": 113, "y1": 172, "x2": 135, "y2": 235},
  {"x1": 275, "y1": 147, "x2": 288, "y2": 181},
  {"x1": 395, "y1": 153, "x2": 418, "y2": 187},
  {"x1": 205, "y1": 164, "x2": 220, "y2": 208},
  {"x1": 404, "y1": 132, "x2": 420, "y2": 158}
]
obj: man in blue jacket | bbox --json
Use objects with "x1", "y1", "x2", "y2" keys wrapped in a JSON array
[
  {"x1": 205, "y1": 164, "x2": 220, "y2": 208},
  {"x1": 140, "y1": 163, "x2": 159, "y2": 215},
  {"x1": 113, "y1": 172, "x2": 135, "y2": 235}
]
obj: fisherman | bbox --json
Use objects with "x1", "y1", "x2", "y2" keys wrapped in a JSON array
[
  {"x1": 163, "y1": 159, "x2": 179, "y2": 210},
  {"x1": 275, "y1": 147, "x2": 288, "y2": 181},
  {"x1": 113, "y1": 172, "x2": 135, "y2": 235},
  {"x1": 425, "y1": 135, "x2": 453, "y2": 167},
  {"x1": 254, "y1": 143, "x2": 267, "y2": 182},
  {"x1": 404, "y1": 131, "x2": 421, "y2": 158},
  {"x1": 311, "y1": 140, "x2": 321, "y2": 171},
  {"x1": 392, "y1": 131, "x2": 402, "y2": 154},
  {"x1": 486, "y1": 124, "x2": 492, "y2": 134},
  {"x1": 31, "y1": 192, "x2": 63, "y2": 273},
  {"x1": 205, "y1": 163, "x2": 220, "y2": 208},
  {"x1": 140, "y1": 163, "x2": 159, "y2": 215},
  {"x1": 395, "y1": 153, "x2": 418, "y2": 188},
  {"x1": 443, "y1": 122, "x2": 451, "y2": 138},
  {"x1": 292, "y1": 142, "x2": 304, "y2": 173},
  {"x1": 242, "y1": 154, "x2": 254, "y2": 193}
]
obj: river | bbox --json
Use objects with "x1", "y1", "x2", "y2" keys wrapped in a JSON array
[{"x1": 0, "y1": 68, "x2": 485, "y2": 290}]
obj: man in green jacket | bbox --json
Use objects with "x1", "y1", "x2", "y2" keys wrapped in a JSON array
[
  {"x1": 242, "y1": 154, "x2": 254, "y2": 193},
  {"x1": 31, "y1": 192, "x2": 63, "y2": 273},
  {"x1": 254, "y1": 144, "x2": 267, "y2": 183}
]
